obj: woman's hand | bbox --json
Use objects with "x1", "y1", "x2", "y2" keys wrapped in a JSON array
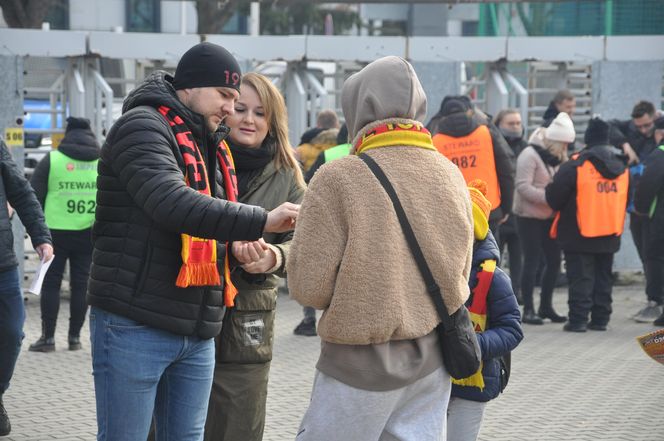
[
  {"x1": 241, "y1": 245, "x2": 278, "y2": 274},
  {"x1": 232, "y1": 239, "x2": 269, "y2": 264}
]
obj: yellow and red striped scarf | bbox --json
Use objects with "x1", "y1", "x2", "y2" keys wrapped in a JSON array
[
  {"x1": 158, "y1": 105, "x2": 240, "y2": 307},
  {"x1": 452, "y1": 259, "x2": 497, "y2": 389},
  {"x1": 354, "y1": 121, "x2": 436, "y2": 155}
]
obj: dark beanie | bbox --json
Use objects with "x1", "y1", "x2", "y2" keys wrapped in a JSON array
[
  {"x1": 440, "y1": 95, "x2": 471, "y2": 117},
  {"x1": 65, "y1": 116, "x2": 92, "y2": 133},
  {"x1": 172, "y1": 42, "x2": 242, "y2": 91},
  {"x1": 584, "y1": 117, "x2": 610, "y2": 147},
  {"x1": 655, "y1": 116, "x2": 664, "y2": 130}
]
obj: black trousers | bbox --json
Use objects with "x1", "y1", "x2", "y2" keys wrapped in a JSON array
[
  {"x1": 630, "y1": 213, "x2": 664, "y2": 304},
  {"x1": 517, "y1": 216, "x2": 561, "y2": 312},
  {"x1": 565, "y1": 252, "x2": 614, "y2": 326},
  {"x1": 645, "y1": 229, "x2": 664, "y2": 305},
  {"x1": 40, "y1": 229, "x2": 92, "y2": 338},
  {"x1": 499, "y1": 216, "x2": 522, "y2": 298}
]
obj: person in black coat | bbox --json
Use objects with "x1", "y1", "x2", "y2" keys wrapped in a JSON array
[
  {"x1": 0, "y1": 140, "x2": 53, "y2": 436},
  {"x1": 493, "y1": 109, "x2": 527, "y2": 304},
  {"x1": 429, "y1": 96, "x2": 516, "y2": 237},
  {"x1": 87, "y1": 42, "x2": 299, "y2": 440},
  {"x1": 546, "y1": 118, "x2": 630, "y2": 332},
  {"x1": 633, "y1": 116, "x2": 664, "y2": 326},
  {"x1": 609, "y1": 101, "x2": 661, "y2": 322},
  {"x1": 28, "y1": 117, "x2": 100, "y2": 353}
]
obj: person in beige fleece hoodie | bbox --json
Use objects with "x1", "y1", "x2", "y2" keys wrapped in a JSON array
[{"x1": 287, "y1": 56, "x2": 474, "y2": 441}]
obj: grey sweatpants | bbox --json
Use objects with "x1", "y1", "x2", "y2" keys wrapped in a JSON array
[
  {"x1": 446, "y1": 396, "x2": 486, "y2": 441},
  {"x1": 296, "y1": 368, "x2": 451, "y2": 441}
]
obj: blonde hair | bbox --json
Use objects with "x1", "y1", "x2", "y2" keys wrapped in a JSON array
[
  {"x1": 542, "y1": 137, "x2": 568, "y2": 162},
  {"x1": 241, "y1": 72, "x2": 305, "y2": 189}
]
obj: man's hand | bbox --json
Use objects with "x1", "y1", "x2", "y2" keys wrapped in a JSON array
[
  {"x1": 241, "y1": 246, "x2": 278, "y2": 274},
  {"x1": 498, "y1": 213, "x2": 510, "y2": 225},
  {"x1": 35, "y1": 243, "x2": 54, "y2": 262},
  {"x1": 264, "y1": 202, "x2": 300, "y2": 233},
  {"x1": 232, "y1": 239, "x2": 269, "y2": 265},
  {"x1": 622, "y1": 142, "x2": 639, "y2": 165}
]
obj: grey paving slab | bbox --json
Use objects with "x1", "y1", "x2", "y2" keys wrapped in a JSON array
[{"x1": 3, "y1": 272, "x2": 663, "y2": 440}]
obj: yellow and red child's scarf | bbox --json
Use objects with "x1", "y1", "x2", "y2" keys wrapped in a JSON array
[
  {"x1": 452, "y1": 258, "x2": 497, "y2": 389},
  {"x1": 158, "y1": 105, "x2": 239, "y2": 307},
  {"x1": 354, "y1": 121, "x2": 436, "y2": 155}
]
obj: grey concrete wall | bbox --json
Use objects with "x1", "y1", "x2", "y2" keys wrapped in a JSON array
[
  {"x1": 592, "y1": 60, "x2": 664, "y2": 119},
  {"x1": 592, "y1": 60, "x2": 664, "y2": 271},
  {"x1": 0, "y1": 55, "x2": 25, "y2": 279},
  {"x1": 411, "y1": 61, "x2": 462, "y2": 125}
]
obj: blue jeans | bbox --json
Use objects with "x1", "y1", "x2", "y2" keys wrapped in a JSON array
[
  {"x1": 90, "y1": 307, "x2": 215, "y2": 441},
  {"x1": 0, "y1": 267, "x2": 23, "y2": 395}
]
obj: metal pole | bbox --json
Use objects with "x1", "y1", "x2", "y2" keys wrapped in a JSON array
[
  {"x1": 180, "y1": 1, "x2": 187, "y2": 35},
  {"x1": 250, "y1": 2, "x2": 260, "y2": 36}
]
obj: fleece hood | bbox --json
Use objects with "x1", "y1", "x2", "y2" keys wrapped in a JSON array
[{"x1": 341, "y1": 56, "x2": 427, "y2": 140}]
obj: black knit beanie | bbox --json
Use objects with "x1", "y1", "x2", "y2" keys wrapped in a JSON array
[
  {"x1": 65, "y1": 117, "x2": 92, "y2": 133},
  {"x1": 440, "y1": 95, "x2": 472, "y2": 117},
  {"x1": 584, "y1": 117, "x2": 610, "y2": 147},
  {"x1": 172, "y1": 42, "x2": 242, "y2": 92}
]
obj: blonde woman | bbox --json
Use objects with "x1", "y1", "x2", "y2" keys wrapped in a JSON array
[
  {"x1": 204, "y1": 73, "x2": 305, "y2": 441},
  {"x1": 513, "y1": 112, "x2": 575, "y2": 324}
]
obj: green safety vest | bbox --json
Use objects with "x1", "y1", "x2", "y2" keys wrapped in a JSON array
[
  {"x1": 323, "y1": 143, "x2": 351, "y2": 163},
  {"x1": 44, "y1": 150, "x2": 98, "y2": 230}
]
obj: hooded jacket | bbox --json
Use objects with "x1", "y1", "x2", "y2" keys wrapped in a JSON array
[
  {"x1": 435, "y1": 110, "x2": 515, "y2": 222},
  {"x1": 451, "y1": 232, "x2": 523, "y2": 402},
  {"x1": 87, "y1": 71, "x2": 267, "y2": 339},
  {"x1": 0, "y1": 141, "x2": 52, "y2": 271},
  {"x1": 288, "y1": 56, "x2": 473, "y2": 391},
  {"x1": 289, "y1": 56, "x2": 473, "y2": 345},
  {"x1": 545, "y1": 144, "x2": 629, "y2": 254},
  {"x1": 30, "y1": 118, "x2": 101, "y2": 208}
]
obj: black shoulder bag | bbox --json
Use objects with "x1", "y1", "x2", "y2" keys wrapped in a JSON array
[{"x1": 359, "y1": 153, "x2": 481, "y2": 380}]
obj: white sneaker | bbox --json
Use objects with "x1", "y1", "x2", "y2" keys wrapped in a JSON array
[{"x1": 634, "y1": 301, "x2": 664, "y2": 323}]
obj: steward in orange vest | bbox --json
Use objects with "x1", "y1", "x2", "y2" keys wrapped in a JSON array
[
  {"x1": 545, "y1": 118, "x2": 630, "y2": 332},
  {"x1": 430, "y1": 96, "x2": 515, "y2": 227}
]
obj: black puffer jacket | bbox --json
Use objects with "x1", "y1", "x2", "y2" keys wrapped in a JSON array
[
  {"x1": 545, "y1": 144, "x2": 629, "y2": 254},
  {"x1": 436, "y1": 113, "x2": 515, "y2": 222},
  {"x1": 30, "y1": 118, "x2": 100, "y2": 207},
  {"x1": 87, "y1": 72, "x2": 268, "y2": 339},
  {"x1": 0, "y1": 141, "x2": 52, "y2": 271},
  {"x1": 634, "y1": 146, "x2": 664, "y2": 241}
]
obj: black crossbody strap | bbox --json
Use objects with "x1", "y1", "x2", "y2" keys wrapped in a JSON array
[{"x1": 359, "y1": 153, "x2": 455, "y2": 331}]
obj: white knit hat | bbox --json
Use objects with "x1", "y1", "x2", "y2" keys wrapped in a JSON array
[{"x1": 545, "y1": 112, "x2": 576, "y2": 143}]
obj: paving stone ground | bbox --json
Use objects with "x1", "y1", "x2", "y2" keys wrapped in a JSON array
[{"x1": 3, "y1": 275, "x2": 663, "y2": 440}]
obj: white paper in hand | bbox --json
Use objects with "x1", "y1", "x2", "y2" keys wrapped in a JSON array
[{"x1": 27, "y1": 256, "x2": 54, "y2": 296}]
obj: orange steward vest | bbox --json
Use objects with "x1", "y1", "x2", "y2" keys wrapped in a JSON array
[
  {"x1": 575, "y1": 160, "x2": 628, "y2": 238},
  {"x1": 433, "y1": 125, "x2": 501, "y2": 208}
]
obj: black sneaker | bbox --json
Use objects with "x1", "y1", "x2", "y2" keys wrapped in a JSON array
[
  {"x1": 563, "y1": 322, "x2": 587, "y2": 333},
  {"x1": 293, "y1": 319, "x2": 317, "y2": 337},
  {"x1": 68, "y1": 336, "x2": 82, "y2": 351},
  {"x1": 28, "y1": 336, "x2": 55, "y2": 352},
  {"x1": 654, "y1": 312, "x2": 664, "y2": 327},
  {"x1": 588, "y1": 322, "x2": 608, "y2": 331},
  {"x1": 0, "y1": 397, "x2": 11, "y2": 436}
]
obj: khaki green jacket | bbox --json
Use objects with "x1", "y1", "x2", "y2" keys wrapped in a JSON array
[{"x1": 216, "y1": 161, "x2": 304, "y2": 364}]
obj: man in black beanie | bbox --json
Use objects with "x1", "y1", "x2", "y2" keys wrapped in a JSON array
[
  {"x1": 87, "y1": 41, "x2": 299, "y2": 440},
  {"x1": 545, "y1": 117, "x2": 630, "y2": 332}
]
